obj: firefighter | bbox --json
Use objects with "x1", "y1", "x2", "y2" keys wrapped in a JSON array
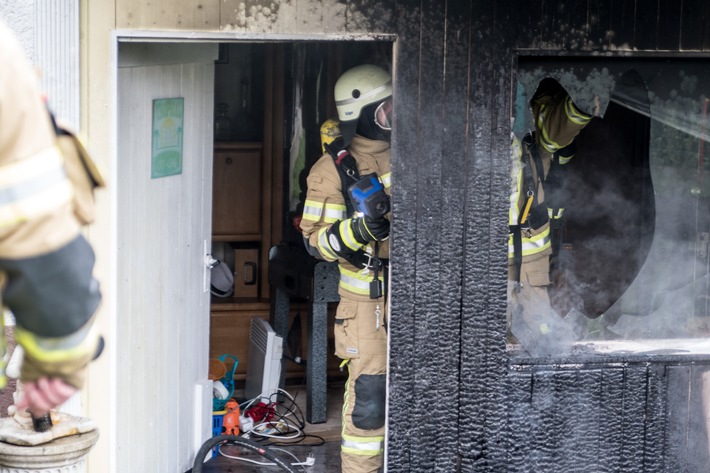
[
  {"x1": 300, "y1": 64, "x2": 392, "y2": 473},
  {"x1": 0, "y1": 19, "x2": 102, "y2": 416},
  {"x1": 508, "y1": 78, "x2": 594, "y2": 317}
]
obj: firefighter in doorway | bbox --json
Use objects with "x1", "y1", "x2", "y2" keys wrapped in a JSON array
[
  {"x1": 508, "y1": 78, "x2": 595, "y2": 318},
  {"x1": 300, "y1": 64, "x2": 393, "y2": 473},
  {"x1": 0, "y1": 19, "x2": 103, "y2": 416}
]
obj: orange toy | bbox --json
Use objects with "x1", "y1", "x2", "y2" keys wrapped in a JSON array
[{"x1": 221, "y1": 399, "x2": 240, "y2": 435}]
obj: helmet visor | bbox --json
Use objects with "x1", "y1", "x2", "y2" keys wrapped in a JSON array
[{"x1": 374, "y1": 98, "x2": 393, "y2": 131}]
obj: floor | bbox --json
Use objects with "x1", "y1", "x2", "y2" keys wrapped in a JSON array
[{"x1": 188, "y1": 383, "x2": 344, "y2": 472}]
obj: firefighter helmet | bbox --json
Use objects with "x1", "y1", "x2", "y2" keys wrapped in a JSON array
[{"x1": 334, "y1": 64, "x2": 392, "y2": 123}]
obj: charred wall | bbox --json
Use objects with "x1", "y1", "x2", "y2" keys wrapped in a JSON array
[
  {"x1": 112, "y1": 0, "x2": 710, "y2": 471},
  {"x1": 389, "y1": 1, "x2": 710, "y2": 472}
]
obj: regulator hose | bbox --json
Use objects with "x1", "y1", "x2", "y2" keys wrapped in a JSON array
[{"x1": 191, "y1": 434, "x2": 298, "y2": 473}]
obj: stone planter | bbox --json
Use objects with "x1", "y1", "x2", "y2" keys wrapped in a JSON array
[{"x1": 0, "y1": 429, "x2": 99, "y2": 472}]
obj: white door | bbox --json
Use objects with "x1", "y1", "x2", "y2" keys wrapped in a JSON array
[{"x1": 116, "y1": 42, "x2": 216, "y2": 472}]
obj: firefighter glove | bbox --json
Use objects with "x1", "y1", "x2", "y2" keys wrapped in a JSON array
[
  {"x1": 352, "y1": 215, "x2": 390, "y2": 243},
  {"x1": 325, "y1": 217, "x2": 389, "y2": 261},
  {"x1": 325, "y1": 219, "x2": 361, "y2": 260}
]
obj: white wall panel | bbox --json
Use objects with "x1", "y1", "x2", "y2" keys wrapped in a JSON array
[{"x1": 35, "y1": 0, "x2": 80, "y2": 129}]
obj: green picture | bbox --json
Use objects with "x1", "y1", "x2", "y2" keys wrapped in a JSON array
[{"x1": 151, "y1": 97, "x2": 184, "y2": 178}]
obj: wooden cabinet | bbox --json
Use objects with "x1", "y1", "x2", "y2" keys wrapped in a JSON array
[
  {"x1": 212, "y1": 142, "x2": 263, "y2": 240},
  {"x1": 211, "y1": 141, "x2": 271, "y2": 299}
]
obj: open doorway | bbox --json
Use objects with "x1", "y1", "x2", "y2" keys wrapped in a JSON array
[{"x1": 207, "y1": 39, "x2": 393, "y2": 426}]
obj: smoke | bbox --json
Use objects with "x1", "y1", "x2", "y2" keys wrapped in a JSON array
[{"x1": 511, "y1": 63, "x2": 710, "y2": 350}]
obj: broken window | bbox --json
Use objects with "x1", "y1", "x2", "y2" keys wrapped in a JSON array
[{"x1": 509, "y1": 58, "x2": 710, "y2": 356}]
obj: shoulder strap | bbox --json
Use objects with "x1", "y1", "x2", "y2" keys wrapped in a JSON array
[
  {"x1": 521, "y1": 132, "x2": 545, "y2": 206},
  {"x1": 324, "y1": 138, "x2": 360, "y2": 217}
]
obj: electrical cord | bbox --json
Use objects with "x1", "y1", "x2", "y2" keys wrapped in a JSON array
[
  {"x1": 219, "y1": 445, "x2": 313, "y2": 472},
  {"x1": 231, "y1": 387, "x2": 326, "y2": 449},
  {"x1": 191, "y1": 434, "x2": 298, "y2": 473}
]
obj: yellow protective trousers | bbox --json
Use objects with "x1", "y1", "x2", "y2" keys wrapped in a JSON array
[{"x1": 335, "y1": 297, "x2": 387, "y2": 473}]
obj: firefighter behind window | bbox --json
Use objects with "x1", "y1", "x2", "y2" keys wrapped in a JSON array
[
  {"x1": 300, "y1": 64, "x2": 392, "y2": 473},
  {"x1": 508, "y1": 78, "x2": 595, "y2": 339},
  {"x1": 0, "y1": 19, "x2": 103, "y2": 416}
]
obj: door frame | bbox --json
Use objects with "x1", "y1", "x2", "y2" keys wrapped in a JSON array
[{"x1": 106, "y1": 29, "x2": 396, "y2": 473}]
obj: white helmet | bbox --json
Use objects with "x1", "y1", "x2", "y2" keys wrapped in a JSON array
[{"x1": 334, "y1": 65, "x2": 392, "y2": 123}]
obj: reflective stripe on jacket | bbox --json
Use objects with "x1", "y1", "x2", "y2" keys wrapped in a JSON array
[
  {"x1": 300, "y1": 135, "x2": 391, "y2": 300},
  {"x1": 509, "y1": 82, "x2": 592, "y2": 263},
  {"x1": 0, "y1": 146, "x2": 73, "y2": 228},
  {"x1": 341, "y1": 432, "x2": 384, "y2": 456}
]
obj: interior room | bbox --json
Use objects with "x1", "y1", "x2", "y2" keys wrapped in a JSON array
[{"x1": 207, "y1": 39, "x2": 393, "y2": 443}]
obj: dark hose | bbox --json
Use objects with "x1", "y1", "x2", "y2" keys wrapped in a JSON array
[{"x1": 191, "y1": 434, "x2": 298, "y2": 473}]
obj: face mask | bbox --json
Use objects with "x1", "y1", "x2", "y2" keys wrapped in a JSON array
[{"x1": 374, "y1": 98, "x2": 393, "y2": 131}]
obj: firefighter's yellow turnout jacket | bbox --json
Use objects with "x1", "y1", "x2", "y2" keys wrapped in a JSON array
[
  {"x1": 301, "y1": 136, "x2": 391, "y2": 300},
  {"x1": 0, "y1": 20, "x2": 102, "y2": 390},
  {"x1": 508, "y1": 79, "x2": 593, "y2": 296},
  {"x1": 300, "y1": 134, "x2": 391, "y2": 473}
]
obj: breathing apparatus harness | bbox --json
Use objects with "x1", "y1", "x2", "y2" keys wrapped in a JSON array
[
  {"x1": 510, "y1": 132, "x2": 550, "y2": 283},
  {"x1": 325, "y1": 138, "x2": 390, "y2": 299},
  {"x1": 510, "y1": 131, "x2": 571, "y2": 283}
]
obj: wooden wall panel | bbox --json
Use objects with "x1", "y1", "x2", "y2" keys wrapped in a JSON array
[
  {"x1": 539, "y1": 0, "x2": 591, "y2": 50},
  {"x1": 458, "y1": 0, "x2": 511, "y2": 469},
  {"x1": 345, "y1": 0, "x2": 396, "y2": 32},
  {"x1": 387, "y1": 0, "x2": 423, "y2": 471},
  {"x1": 509, "y1": 0, "x2": 704, "y2": 52},
  {"x1": 634, "y1": 0, "x2": 659, "y2": 50},
  {"x1": 505, "y1": 0, "x2": 541, "y2": 49},
  {"x1": 656, "y1": 0, "x2": 682, "y2": 51},
  {"x1": 681, "y1": 0, "x2": 708, "y2": 50},
  {"x1": 607, "y1": 0, "x2": 637, "y2": 49},
  {"x1": 586, "y1": 0, "x2": 613, "y2": 49},
  {"x1": 218, "y1": 0, "x2": 394, "y2": 35},
  {"x1": 502, "y1": 365, "x2": 702, "y2": 472},
  {"x1": 117, "y1": 0, "x2": 399, "y2": 35},
  {"x1": 435, "y1": 0, "x2": 470, "y2": 468},
  {"x1": 401, "y1": 0, "x2": 454, "y2": 469},
  {"x1": 116, "y1": 0, "x2": 220, "y2": 29}
]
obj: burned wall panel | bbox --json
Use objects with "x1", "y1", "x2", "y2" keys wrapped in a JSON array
[
  {"x1": 680, "y1": 0, "x2": 709, "y2": 50},
  {"x1": 345, "y1": 0, "x2": 396, "y2": 33},
  {"x1": 502, "y1": 365, "x2": 670, "y2": 472},
  {"x1": 633, "y1": 0, "x2": 661, "y2": 51},
  {"x1": 639, "y1": 365, "x2": 667, "y2": 471},
  {"x1": 504, "y1": 372, "x2": 534, "y2": 471},
  {"x1": 597, "y1": 368, "x2": 627, "y2": 469},
  {"x1": 457, "y1": 0, "x2": 511, "y2": 471},
  {"x1": 430, "y1": 0, "x2": 472, "y2": 469},
  {"x1": 656, "y1": 0, "x2": 683, "y2": 51},
  {"x1": 386, "y1": 1, "x2": 424, "y2": 471},
  {"x1": 117, "y1": 0, "x2": 400, "y2": 35},
  {"x1": 505, "y1": 0, "x2": 542, "y2": 49},
  {"x1": 605, "y1": 0, "x2": 637, "y2": 50},
  {"x1": 116, "y1": 0, "x2": 220, "y2": 29},
  {"x1": 586, "y1": 0, "x2": 613, "y2": 49},
  {"x1": 664, "y1": 365, "x2": 691, "y2": 471},
  {"x1": 664, "y1": 365, "x2": 710, "y2": 471},
  {"x1": 404, "y1": 0, "x2": 453, "y2": 470},
  {"x1": 540, "y1": 0, "x2": 591, "y2": 50}
]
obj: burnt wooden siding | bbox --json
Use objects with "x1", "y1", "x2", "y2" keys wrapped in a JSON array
[
  {"x1": 390, "y1": 1, "x2": 710, "y2": 472},
  {"x1": 112, "y1": 0, "x2": 710, "y2": 471}
]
